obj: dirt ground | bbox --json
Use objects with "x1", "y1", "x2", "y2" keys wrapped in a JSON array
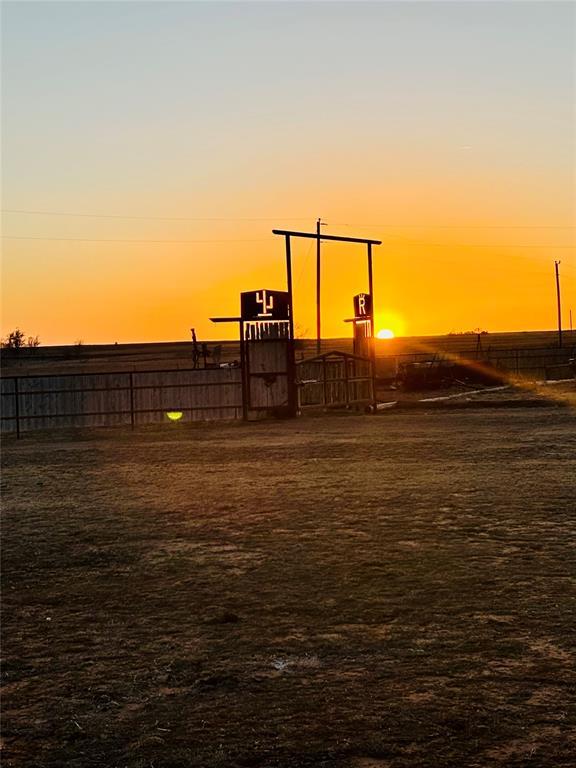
[
  {"x1": 377, "y1": 380, "x2": 576, "y2": 408},
  {"x1": 2, "y1": 407, "x2": 576, "y2": 768}
]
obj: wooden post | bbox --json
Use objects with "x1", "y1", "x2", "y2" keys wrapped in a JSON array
[
  {"x1": 239, "y1": 320, "x2": 248, "y2": 421},
  {"x1": 14, "y1": 377, "x2": 20, "y2": 439},
  {"x1": 322, "y1": 356, "x2": 328, "y2": 408},
  {"x1": 129, "y1": 372, "x2": 135, "y2": 429}
]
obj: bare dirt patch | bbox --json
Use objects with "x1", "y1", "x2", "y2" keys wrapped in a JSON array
[{"x1": 2, "y1": 409, "x2": 576, "y2": 767}]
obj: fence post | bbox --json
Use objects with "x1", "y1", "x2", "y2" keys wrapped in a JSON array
[
  {"x1": 14, "y1": 377, "x2": 20, "y2": 439},
  {"x1": 129, "y1": 372, "x2": 135, "y2": 429},
  {"x1": 322, "y1": 356, "x2": 328, "y2": 407},
  {"x1": 343, "y1": 357, "x2": 350, "y2": 407}
]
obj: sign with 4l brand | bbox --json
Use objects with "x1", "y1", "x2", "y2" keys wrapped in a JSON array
[
  {"x1": 241, "y1": 289, "x2": 290, "y2": 321},
  {"x1": 353, "y1": 293, "x2": 372, "y2": 319}
]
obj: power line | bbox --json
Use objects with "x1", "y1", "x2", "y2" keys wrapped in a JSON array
[
  {"x1": 331, "y1": 221, "x2": 575, "y2": 230},
  {"x1": 2, "y1": 210, "x2": 574, "y2": 228},
  {"x1": 4, "y1": 234, "x2": 574, "y2": 249},
  {"x1": 293, "y1": 238, "x2": 315, "y2": 292},
  {"x1": 1, "y1": 235, "x2": 270, "y2": 244},
  {"x1": 1, "y1": 209, "x2": 312, "y2": 222},
  {"x1": 322, "y1": 238, "x2": 574, "y2": 249},
  {"x1": 396, "y1": 242, "x2": 575, "y2": 249}
]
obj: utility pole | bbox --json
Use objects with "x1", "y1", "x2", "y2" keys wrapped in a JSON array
[
  {"x1": 316, "y1": 218, "x2": 324, "y2": 356},
  {"x1": 555, "y1": 260, "x2": 562, "y2": 348}
]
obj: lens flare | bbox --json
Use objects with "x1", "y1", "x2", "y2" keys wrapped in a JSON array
[{"x1": 166, "y1": 411, "x2": 183, "y2": 421}]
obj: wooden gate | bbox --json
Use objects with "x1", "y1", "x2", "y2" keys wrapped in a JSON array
[
  {"x1": 296, "y1": 352, "x2": 374, "y2": 412},
  {"x1": 242, "y1": 321, "x2": 295, "y2": 419}
]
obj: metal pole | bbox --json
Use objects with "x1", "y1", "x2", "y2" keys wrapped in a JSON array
[
  {"x1": 555, "y1": 260, "x2": 562, "y2": 348},
  {"x1": 367, "y1": 242, "x2": 374, "y2": 339},
  {"x1": 285, "y1": 235, "x2": 297, "y2": 417},
  {"x1": 316, "y1": 218, "x2": 321, "y2": 356},
  {"x1": 286, "y1": 235, "x2": 294, "y2": 341},
  {"x1": 367, "y1": 243, "x2": 377, "y2": 412}
]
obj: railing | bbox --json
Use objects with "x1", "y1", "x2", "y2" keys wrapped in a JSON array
[{"x1": 376, "y1": 347, "x2": 576, "y2": 381}]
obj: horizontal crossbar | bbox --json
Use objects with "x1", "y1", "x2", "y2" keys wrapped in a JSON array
[{"x1": 272, "y1": 229, "x2": 382, "y2": 245}]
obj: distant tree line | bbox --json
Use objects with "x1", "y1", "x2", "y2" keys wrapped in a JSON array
[
  {"x1": 2, "y1": 328, "x2": 41, "y2": 349},
  {"x1": 448, "y1": 328, "x2": 489, "y2": 336}
]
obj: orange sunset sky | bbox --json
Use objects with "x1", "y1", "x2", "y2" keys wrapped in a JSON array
[{"x1": 2, "y1": 1, "x2": 575, "y2": 345}]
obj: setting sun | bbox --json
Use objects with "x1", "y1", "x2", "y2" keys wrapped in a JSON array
[{"x1": 376, "y1": 329, "x2": 395, "y2": 340}]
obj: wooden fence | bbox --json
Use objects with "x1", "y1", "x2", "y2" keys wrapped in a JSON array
[{"x1": 1, "y1": 367, "x2": 242, "y2": 436}]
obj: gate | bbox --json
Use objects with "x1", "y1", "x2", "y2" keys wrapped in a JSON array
[
  {"x1": 242, "y1": 320, "x2": 294, "y2": 419},
  {"x1": 211, "y1": 288, "x2": 296, "y2": 420},
  {"x1": 296, "y1": 351, "x2": 374, "y2": 412}
]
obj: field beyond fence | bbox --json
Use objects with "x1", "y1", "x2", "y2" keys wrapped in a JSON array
[{"x1": 2, "y1": 330, "x2": 575, "y2": 376}]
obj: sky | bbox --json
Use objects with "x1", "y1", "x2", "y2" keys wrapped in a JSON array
[{"x1": 2, "y1": 0, "x2": 575, "y2": 344}]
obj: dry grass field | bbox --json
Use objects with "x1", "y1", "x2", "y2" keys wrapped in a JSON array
[{"x1": 2, "y1": 406, "x2": 576, "y2": 768}]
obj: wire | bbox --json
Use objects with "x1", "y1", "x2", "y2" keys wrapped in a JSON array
[
  {"x1": 1, "y1": 235, "x2": 271, "y2": 243},
  {"x1": 3, "y1": 210, "x2": 573, "y2": 228},
  {"x1": 387, "y1": 241, "x2": 575, "y2": 249},
  {"x1": 4, "y1": 235, "x2": 574, "y2": 252},
  {"x1": 320, "y1": 238, "x2": 574, "y2": 249},
  {"x1": 293, "y1": 238, "x2": 315, "y2": 292},
  {"x1": 331, "y1": 222, "x2": 575, "y2": 230},
  {"x1": 1, "y1": 209, "x2": 312, "y2": 222}
]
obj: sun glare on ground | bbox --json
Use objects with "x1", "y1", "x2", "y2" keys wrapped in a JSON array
[{"x1": 376, "y1": 329, "x2": 395, "y2": 340}]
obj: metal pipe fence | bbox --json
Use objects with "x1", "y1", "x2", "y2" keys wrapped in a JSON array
[{"x1": 376, "y1": 347, "x2": 575, "y2": 380}]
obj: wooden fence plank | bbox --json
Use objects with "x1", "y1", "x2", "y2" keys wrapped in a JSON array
[{"x1": 1, "y1": 368, "x2": 243, "y2": 434}]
